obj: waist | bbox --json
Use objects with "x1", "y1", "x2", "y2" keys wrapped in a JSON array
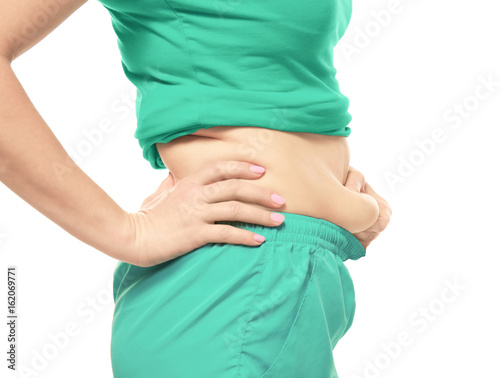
[
  {"x1": 215, "y1": 211, "x2": 366, "y2": 261},
  {"x1": 156, "y1": 126, "x2": 379, "y2": 234}
]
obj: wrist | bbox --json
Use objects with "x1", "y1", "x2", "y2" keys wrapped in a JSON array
[{"x1": 99, "y1": 210, "x2": 139, "y2": 265}]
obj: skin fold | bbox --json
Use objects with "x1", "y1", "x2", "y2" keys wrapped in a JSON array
[{"x1": 156, "y1": 126, "x2": 384, "y2": 235}]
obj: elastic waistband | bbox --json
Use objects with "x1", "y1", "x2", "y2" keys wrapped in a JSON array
[{"x1": 215, "y1": 211, "x2": 366, "y2": 261}]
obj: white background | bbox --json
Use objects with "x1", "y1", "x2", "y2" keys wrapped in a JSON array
[{"x1": 1, "y1": 0, "x2": 499, "y2": 377}]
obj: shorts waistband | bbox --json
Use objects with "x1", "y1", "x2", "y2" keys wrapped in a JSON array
[{"x1": 215, "y1": 211, "x2": 366, "y2": 261}]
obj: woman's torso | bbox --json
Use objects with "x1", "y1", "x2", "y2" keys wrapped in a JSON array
[{"x1": 156, "y1": 126, "x2": 379, "y2": 234}]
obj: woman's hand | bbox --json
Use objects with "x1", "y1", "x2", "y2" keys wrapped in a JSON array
[
  {"x1": 344, "y1": 166, "x2": 392, "y2": 250},
  {"x1": 124, "y1": 161, "x2": 287, "y2": 268}
]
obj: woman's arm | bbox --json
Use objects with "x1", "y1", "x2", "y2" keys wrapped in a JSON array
[
  {"x1": 0, "y1": 0, "x2": 287, "y2": 267},
  {"x1": 0, "y1": 64, "x2": 133, "y2": 261},
  {"x1": 0, "y1": 0, "x2": 133, "y2": 260}
]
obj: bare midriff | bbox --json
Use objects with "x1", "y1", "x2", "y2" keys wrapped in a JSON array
[{"x1": 156, "y1": 126, "x2": 379, "y2": 234}]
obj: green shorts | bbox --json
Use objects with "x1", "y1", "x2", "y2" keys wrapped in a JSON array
[{"x1": 110, "y1": 211, "x2": 365, "y2": 377}]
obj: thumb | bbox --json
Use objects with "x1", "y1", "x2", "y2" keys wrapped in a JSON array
[
  {"x1": 158, "y1": 171, "x2": 176, "y2": 193},
  {"x1": 140, "y1": 171, "x2": 176, "y2": 208},
  {"x1": 344, "y1": 167, "x2": 366, "y2": 193}
]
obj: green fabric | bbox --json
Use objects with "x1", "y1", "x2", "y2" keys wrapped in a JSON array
[
  {"x1": 97, "y1": 0, "x2": 354, "y2": 169},
  {"x1": 110, "y1": 212, "x2": 364, "y2": 377}
]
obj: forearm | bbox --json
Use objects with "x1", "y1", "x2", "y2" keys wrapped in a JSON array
[{"x1": 0, "y1": 57, "x2": 134, "y2": 262}]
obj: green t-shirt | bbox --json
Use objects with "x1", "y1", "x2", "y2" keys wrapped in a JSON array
[{"x1": 97, "y1": 0, "x2": 353, "y2": 169}]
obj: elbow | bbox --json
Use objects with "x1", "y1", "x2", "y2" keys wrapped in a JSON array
[{"x1": 0, "y1": 43, "x2": 16, "y2": 65}]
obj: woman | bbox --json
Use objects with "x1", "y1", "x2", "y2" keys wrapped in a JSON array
[{"x1": 0, "y1": 0, "x2": 391, "y2": 376}]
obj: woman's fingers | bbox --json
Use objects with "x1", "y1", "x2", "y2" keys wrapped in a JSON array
[
  {"x1": 344, "y1": 166, "x2": 366, "y2": 193},
  {"x1": 343, "y1": 166, "x2": 392, "y2": 250},
  {"x1": 352, "y1": 182, "x2": 392, "y2": 251},
  {"x1": 202, "y1": 201, "x2": 285, "y2": 226},
  {"x1": 196, "y1": 198, "x2": 287, "y2": 246},
  {"x1": 362, "y1": 182, "x2": 392, "y2": 232},
  {"x1": 199, "y1": 223, "x2": 269, "y2": 246},
  {"x1": 186, "y1": 160, "x2": 267, "y2": 186},
  {"x1": 200, "y1": 179, "x2": 286, "y2": 209},
  {"x1": 344, "y1": 166, "x2": 392, "y2": 232},
  {"x1": 363, "y1": 182, "x2": 391, "y2": 215}
]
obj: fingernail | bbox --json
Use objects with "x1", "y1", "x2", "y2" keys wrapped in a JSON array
[
  {"x1": 271, "y1": 213, "x2": 285, "y2": 223},
  {"x1": 271, "y1": 194, "x2": 286, "y2": 205},
  {"x1": 250, "y1": 165, "x2": 266, "y2": 173},
  {"x1": 253, "y1": 234, "x2": 265, "y2": 243}
]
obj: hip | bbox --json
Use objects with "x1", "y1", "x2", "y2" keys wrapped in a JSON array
[{"x1": 111, "y1": 212, "x2": 362, "y2": 378}]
